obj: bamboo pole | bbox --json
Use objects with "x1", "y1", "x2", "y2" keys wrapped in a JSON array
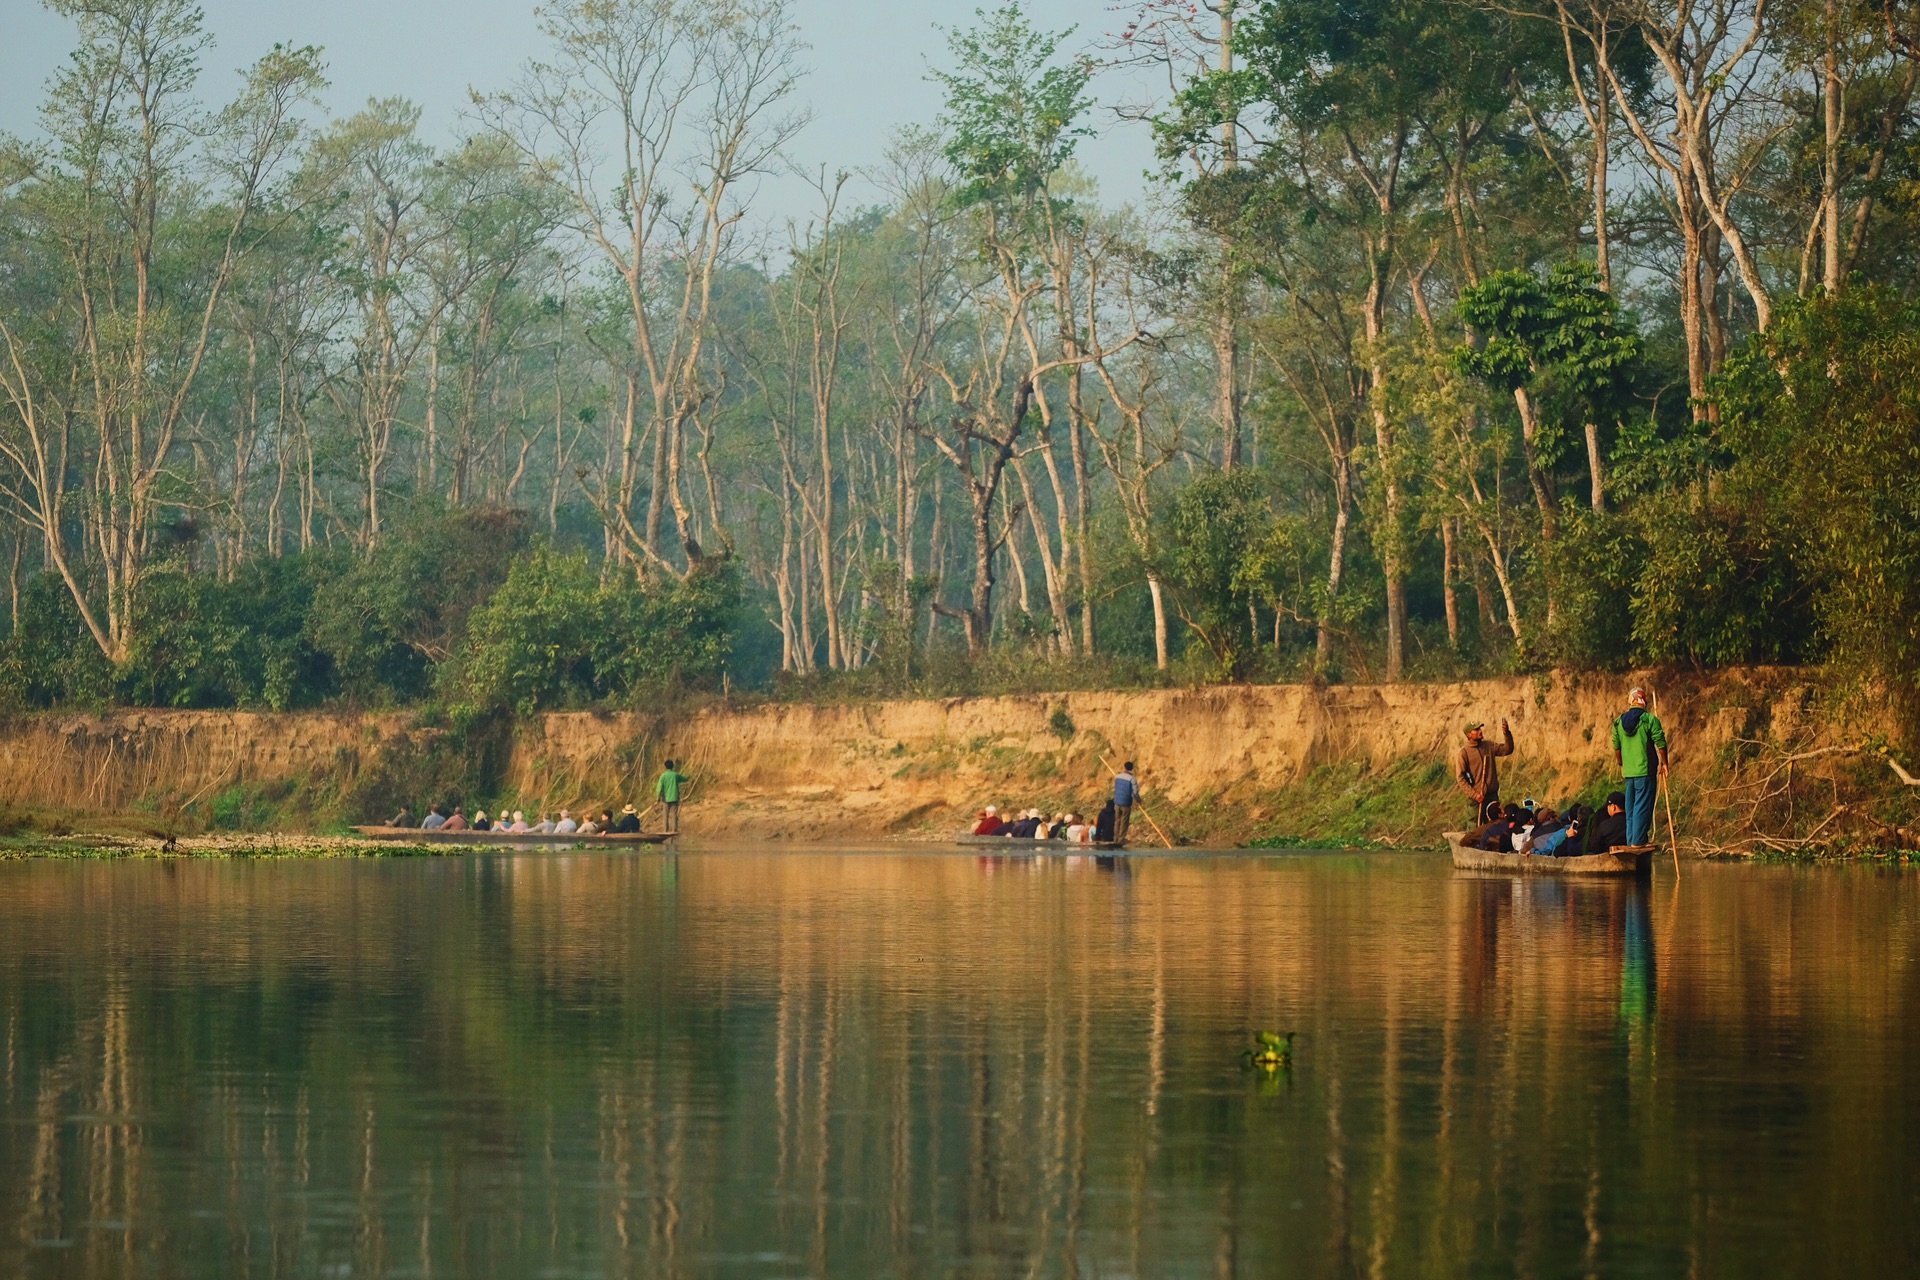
[
  {"x1": 1651, "y1": 684, "x2": 1680, "y2": 875},
  {"x1": 1100, "y1": 753, "x2": 1175, "y2": 849}
]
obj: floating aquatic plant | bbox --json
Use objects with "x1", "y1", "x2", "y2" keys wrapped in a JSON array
[{"x1": 1243, "y1": 1030, "x2": 1296, "y2": 1069}]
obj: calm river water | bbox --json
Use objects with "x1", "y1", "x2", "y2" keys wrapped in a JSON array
[{"x1": 1, "y1": 850, "x2": 1917, "y2": 1278}]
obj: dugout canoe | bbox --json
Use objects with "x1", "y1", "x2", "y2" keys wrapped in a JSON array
[
  {"x1": 955, "y1": 834, "x2": 1127, "y2": 850},
  {"x1": 351, "y1": 826, "x2": 672, "y2": 846},
  {"x1": 1446, "y1": 831, "x2": 1654, "y2": 876}
]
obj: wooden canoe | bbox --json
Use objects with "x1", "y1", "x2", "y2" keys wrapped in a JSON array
[
  {"x1": 955, "y1": 834, "x2": 1127, "y2": 850},
  {"x1": 351, "y1": 826, "x2": 671, "y2": 846},
  {"x1": 1446, "y1": 831, "x2": 1654, "y2": 876}
]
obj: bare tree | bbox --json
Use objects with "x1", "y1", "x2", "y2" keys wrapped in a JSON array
[{"x1": 480, "y1": 0, "x2": 807, "y2": 576}]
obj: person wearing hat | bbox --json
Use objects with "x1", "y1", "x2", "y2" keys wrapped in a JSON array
[
  {"x1": 612, "y1": 803, "x2": 641, "y2": 834},
  {"x1": 1455, "y1": 717, "x2": 1514, "y2": 825},
  {"x1": 972, "y1": 806, "x2": 1004, "y2": 836},
  {"x1": 1587, "y1": 791, "x2": 1629, "y2": 855},
  {"x1": 1612, "y1": 688, "x2": 1670, "y2": 845}
]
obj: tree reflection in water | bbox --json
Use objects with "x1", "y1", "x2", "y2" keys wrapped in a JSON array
[{"x1": 0, "y1": 853, "x2": 1915, "y2": 1277}]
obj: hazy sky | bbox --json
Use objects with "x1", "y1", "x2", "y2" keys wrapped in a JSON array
[{"x1": 0, "y1": 0, "x2": 1168, "y2": 221}]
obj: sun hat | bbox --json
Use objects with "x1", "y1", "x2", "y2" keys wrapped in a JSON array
[
  {"x1": 1464, "y1": 721, "x2": 1485, "y2": 733},
  {"x1": 622, "y1": 803, "x2": 637, "y2": 814},
  {"x1": 1628, "y1": 687, "x2": 1648, "y2": 707}
]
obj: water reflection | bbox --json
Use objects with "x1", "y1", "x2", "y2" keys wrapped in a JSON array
[{"x1": 1, "y1": 853, "x2": 1917, "y2": 1277}]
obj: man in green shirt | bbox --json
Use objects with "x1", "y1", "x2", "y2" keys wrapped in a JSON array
[
  {"x1": 654, "y1": 759, "x2": 687, "y2": 834},
  {"x1": 1610, "y1": 688, "x2": 1670, "y2": 846}
]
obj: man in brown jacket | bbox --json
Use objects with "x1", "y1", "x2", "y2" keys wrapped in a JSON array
[{"x1": 1457, "y1": 718, "x2": 1514, "y2": 825}]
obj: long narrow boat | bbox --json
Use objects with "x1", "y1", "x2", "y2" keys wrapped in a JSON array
[
  {"x1": 954, "y1": 834, "x2": 1127, "y2": 850},
  {"x1": 351, "y1": 825, "x2": 671, "y2": 847},
  {"x1": 1446, "y1": 831, "x2": 1654, "y2": 876}
]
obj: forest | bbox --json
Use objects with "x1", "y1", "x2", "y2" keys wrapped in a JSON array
[{"x1": 1, "y1": 0, "x2": 1918, "y2": 726}]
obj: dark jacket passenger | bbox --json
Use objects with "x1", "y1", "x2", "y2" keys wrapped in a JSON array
[
  {"x1": 1587, "y1": 805, "x2": 1629, "y2": 853},
  {"x1": 1093, "y1": 801, "x2": 1117, "y2": 844}
]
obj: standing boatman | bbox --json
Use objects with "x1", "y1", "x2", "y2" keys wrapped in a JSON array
[
  {"x1": 1456, "y1": 718, "x2": 1514, "y2": 825},
  {"x1": 654, "y1": 758, "x2": 688, "y2": 834},
  {"x1": 1611, "y1": 688, "x2": 1670, "y2": 846},
  {"x1": 1112, "y1": 761, "x2": 1139, "y2": 845}
]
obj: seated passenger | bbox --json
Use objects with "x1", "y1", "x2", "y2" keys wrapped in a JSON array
[
  {"x1": 1093, "y1": 799, "x2": 1117, "y2": 844},
  {"x1": 1521, "y1": 809, "x2": 1568, "y2": 855},
  {"x1": 442, "y1": 806, "x2": 469, "y2": 832},
  {"x1": 532, "y1": 812, "x2": 556, "y2": 834},
  {"x1": 1065, "y1": 814, "x2": 1090, "y2": 843},
  {"x1": 612, "y1": 805, "x2": 641, "y2": 834},
  {"x1": 472, "y1": 810, "x2": 492, "y2": 831},
  {"x1": 507, "y1": 810, "x2": 530, "y2": 833},
  {"x1": 387, "y1": 805, "x2": 413, "y2": 827},
  {"x1": 1586, "y1": 792, "x2": 1629, "y2": 852},
  {"x1": 555, "y1": 809, "x2": 579, "y2": 834},
  {"x1": 1477, "y1": 804, "x2": 1522, "y2": 851},
  {"x1": 421, "y1": 805, "x2": 447, "y2": 830},
  {"x1": 1532, "y1": 805, "x2": 1589, "y2": 857},
  {"x1": 576, "y1": 812, "x2": 602, "y2": 835},
  {"x1": 972, "y1": 806, "x2": 1004, "y2": 836}
]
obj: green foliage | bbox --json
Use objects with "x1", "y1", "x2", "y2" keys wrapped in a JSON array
[
  {"x1": 1455, "y1": 263, "x2": 1641, "y2": 464},
  {"x1": 446, "y1": 547, "x2": 739, "y2": 719},
  {"x1": 1167, "y1": 471, "x2": 1275, "y2": 677},
  {"x1": 0, "y1": 555, "x2": 340, "y2": 711},
  {"x1": 933, "y1": 3, "x2": 1092, "y2": 211},
  {"x1": 1537, "y1": 509, "x2": 1639, "y2": 669},
  {"x1": 0, "y1": 574, "x2": 116, "y2": 709},
  {"x1": 1628, "y1": 500, "x2": 1808, "y2": 668},
  {"x1": 1721, "y1": 288, "x2": 1920, "y2": 728},
  {"x1": 309, "y1": 508, "x2": 532, "y2": 704},
  {"x1": 122, "y1": 555, "x2": 342, "y2": 710}
]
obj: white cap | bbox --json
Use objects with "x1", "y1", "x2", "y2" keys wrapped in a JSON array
[{"x1": 985, "y1": 805, "x2": 997, "y2": 815}]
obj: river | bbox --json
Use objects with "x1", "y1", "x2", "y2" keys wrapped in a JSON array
[{"x1": 1, "y1": 850, "x2": 1916, "y2": 1277}]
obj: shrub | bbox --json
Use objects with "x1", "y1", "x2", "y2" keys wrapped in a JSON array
[
  {"x1": 309, "y1": 507, "x2": 532, "y2": 704},
  {"x1": 446, "y1": 547, "x2": 739, "y2": 719},
  {"x1": 1720, "y1": 287, "x2": 1920, "y2": 730}
]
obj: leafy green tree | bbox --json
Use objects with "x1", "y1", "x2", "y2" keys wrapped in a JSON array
[
  {"x1": 1455, "y1": 262, "x2": 1640, "y2": 518},
  {"x1": 1166, "y1": 470, "x2": 1274, "y2": 677},
  {"x1": 448, "y1": 548, "x2": 738, "y2": 718},
  {"x1": 309, "y1": 508, "x2": 532, "y2": 703},
  {"x1": 1720, "y1": 287, "x2": 1920, "y2": 730}
]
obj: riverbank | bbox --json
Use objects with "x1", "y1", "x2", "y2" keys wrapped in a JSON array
[{"x1": 0, "y1": 667, "x2": 1908, "y2": 853}]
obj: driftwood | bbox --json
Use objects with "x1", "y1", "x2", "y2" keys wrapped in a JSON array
[{"x1": 1695, "y1": 740, "x2": 1920, "y2": 854}]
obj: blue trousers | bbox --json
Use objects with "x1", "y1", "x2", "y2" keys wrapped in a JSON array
[{"x1": 1624, "y1": 775, "x2": 1658, "y2": 846}]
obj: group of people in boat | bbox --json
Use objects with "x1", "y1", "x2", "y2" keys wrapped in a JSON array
[
  {"x1": 387, "y1": 760, "x2": 693, "y2": 836},
  {"x1": 391, "y1": 803, "x2": 645, "y2": 834},
  {"x1": 971, "y1": 762, "x2": 1141, "y2": 846},
  {"x1": 973, "y1": 804, "x2": 1116, "y2": 844},
  {"x1": 1455, "y1": 687, "x2": 1671, "y2": 857}
]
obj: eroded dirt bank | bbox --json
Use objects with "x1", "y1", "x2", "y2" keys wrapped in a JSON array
[{"x1": 0, "y1": 668, "x2": 1879, "y2": 847}]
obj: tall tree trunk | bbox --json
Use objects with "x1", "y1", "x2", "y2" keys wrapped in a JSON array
[
  {"x1": 1441, "y1": 516, "x2": 1460, "y2": 651},
  {"x1": 1363, "y1": 243, "x2": 1406, "y2": 682},
  {"x1": 1147, "y1": 573, "x2": 1170, "y2": 671},
  {"x1": 1585, "y1": 421, "x2": 1605, "y2": 511},
  {"x1": 1317, "y1": 456, "x2": 1352, "y2": 671}
]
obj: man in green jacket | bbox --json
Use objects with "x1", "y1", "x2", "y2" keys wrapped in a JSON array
[
  {"x1": 654, "y1": 758, "x2": 688, "y2": 834},
  {"x1": 1611, "y1": 688, "x2": 1670, "y2": 846}
]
